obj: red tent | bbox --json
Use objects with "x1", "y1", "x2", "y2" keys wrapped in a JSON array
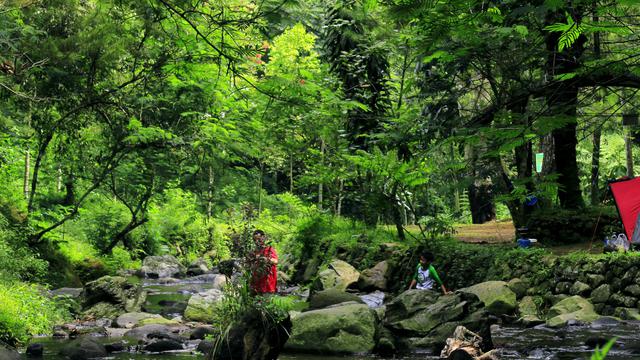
[{"x1": 609, "y1": 177, "x2": 640, "y2": 241}]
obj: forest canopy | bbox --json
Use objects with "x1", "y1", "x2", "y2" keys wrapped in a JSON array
[{"x1": 0, "y1": 0, "x2": 639, "y2": 285}]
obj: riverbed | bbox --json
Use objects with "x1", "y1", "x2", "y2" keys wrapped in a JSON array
[{"x1": 16, "y1": 275, "x2": 640, "y2": 359}]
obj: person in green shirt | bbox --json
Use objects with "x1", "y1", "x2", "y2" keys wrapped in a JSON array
[{"x1": 408, "y1": 251, "x2": 449, "y2": 294}]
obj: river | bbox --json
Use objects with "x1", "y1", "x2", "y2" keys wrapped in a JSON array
[{"x1": 17, "y1": 275, "x2": 640, "y2": 359}]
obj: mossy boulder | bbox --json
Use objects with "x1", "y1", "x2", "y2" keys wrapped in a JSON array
[
  {"x1": 308, "y1": 288, "x2": 364, "y2": 310},
  {"x1": 138, "y1": 317, "x2": 181, "y2": 326},
  {"x1": 114, "y1": 312, "x2": 163, "y2": 329},
  {"x1": 140, "y1": 255, "x2": 186, "y2": 279},
  {"x1": 459, "y1": 281, "x2": 517, "y2": 315},
  {"x1": 614, "y1": 307, "x2": 640, "y2": 320},
  {"x1": 82, "y1": 276, "x2": 146, "y2": 317},
  {"x1": 385, "y1": 293, "x2": 466, "y2": 335},
  {"x1": 59, "y1": 337, "x2": 107, "y2": 360},
  {"x1": 82, "y1": 302, "x2": 122, "y2": 319},
  {"x1": 546, "y1": 295, "x2": 600, "y2": 327},
  {"x1": 569, "y1": 281, "x2": 591, "y2": 297},
  {"x1": 285, "y1": 303, "x2": 376, "y2": 354},
  {"x1": 186, "y1": 258, "x2": 209, "y2": 276},
  {"x1": 517, "y1": 296, "x2": 543, "y2": 326},
  {"x1": 384, "y1": 289, "x2": 439, "y2": 323},
  {"x1": 184, "y1": 289, "x2": 224, "y2": 323},
  {"x1": 507, "y1": 278, "x2": 528, "y2": 299},
  {"x1": 357, "y1": 261, "x2": 390, "y2": 291},
  {"x1": 315, "y1": 260, "x2": 360, "y2": 291}
]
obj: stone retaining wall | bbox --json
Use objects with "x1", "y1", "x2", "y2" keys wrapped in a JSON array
[{"x1": 486, "y1": 252, "x2": 640, "y2": 317}]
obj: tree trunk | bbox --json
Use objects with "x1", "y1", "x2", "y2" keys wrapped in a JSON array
[
  {"x1": 56, "y1": 166, "x2": 62, "y2": 192},
  {"x1": 23, "y1": 113, "x2": 31, "y2": 199},
  {"x1": 391, "y1": 184, "x2": 405, "y2": 241},
  {"x1": 103, "y1": 217, "x2": 149, "y2": 254},
  {"x1": 591, "y1": 127, "x2": 601, "y2": 204},
  {"x1": 626, "y1": 127, "x2": 634, "y2": 177},
  {"x1": 318, "y1": 140, "x2": 325, "y2": 210},
  {"x1": 28, "y1": 131, "x2": 54, "y2": 213},
  {"x1": 207, "y1": 165, "x2": 214, "y2": 220},
  {"x1": 63, "y1": 173, "x2": 75, "y2": 206},
  {"x1": 552, "y1": 111, "x2": 583, "y2": 208},
  {"x1": 23, "y1": 142, "x2": 30, "y2": 200},
  {"x1": 511, "y1": 98, "x2": 534, "y2": 228},
  {"x1": 336, "y1": 178, "x2": 343, "y2": 216},
  {"x1": 545, "y1": 8, "x2": 586, "y2": 209},
  {"x1": 465, "y1": 143, "x2": 496, "y2": 224},
  {"x1": 289, "y1": 154, "x2": 293, "y2": 193},
  {"x1": 258, "y1": 162, "x2": 264, "y2": 216},
  {"x1": 468, "y1": 180, "x2": 496, "y2": 224},
  {"x1": 590, "y1": 6, "x2": 602, "y2": 204}
]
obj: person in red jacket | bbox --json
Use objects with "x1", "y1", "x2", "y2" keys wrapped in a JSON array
[{"x1": 250, "y1": 229, "x2": 278, "y2": 294}]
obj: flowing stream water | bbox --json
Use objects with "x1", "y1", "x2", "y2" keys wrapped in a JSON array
[{"x1": 15, "y1": 276, "x2": 640, "y2": 360}]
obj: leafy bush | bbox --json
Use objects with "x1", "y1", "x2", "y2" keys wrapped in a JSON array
[
  {"x1": 0, "y1": 238, "x2": 49, "y2": 283},
  {"x1": 282, "y1": 212, "x2": 401, "y2": 284},
  {"x1": 0, "y1": 211, "x2": 48, "y2": 282},
  {"x1": 77, "y1": 195, "x2": 130, "y2": 254},
  {"x1": 527, "y1": 206, "x2": 621, "y2": 244},
  {"x1": 0, "y1": 281, "x2": 67, "y2": 345},
  {"x1": 103, "y1": 246, "x2": 141, "y2": 274},
  {"x1": 142, "y1": 188, "x2": 211, "y2": 258}
]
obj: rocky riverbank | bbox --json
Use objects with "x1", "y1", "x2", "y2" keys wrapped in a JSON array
[{"x1": 5, "y1": 251, "x2": 639, "y2": 359}]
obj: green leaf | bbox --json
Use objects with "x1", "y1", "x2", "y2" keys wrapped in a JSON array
[
  {"x1": 555, "y1": 72, "x2": 577, "y2": 81},
  {"x1": 423, "y1": 50, "x2": 452, "y2": 63},
  {"x1": 514, "y1": 25, "x2": 529, "y2": 37}
]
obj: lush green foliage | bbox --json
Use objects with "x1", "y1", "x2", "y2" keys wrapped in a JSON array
[
  {"x1": 2, "y1": 0, "x2": 640, "y2": 346},
  {"x1": 0, "y1": 282, "x2": 67, "y2": 345}
]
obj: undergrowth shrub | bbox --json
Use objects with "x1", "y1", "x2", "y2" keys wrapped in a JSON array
[
  {"x1": 527, "y1": 206, "x2": 620, "y2": 244},
  {"x1": 0, "y1": 282, "x2": 67, "y2": 345}
]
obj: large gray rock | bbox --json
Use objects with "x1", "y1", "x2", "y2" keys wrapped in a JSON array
[
  {"x1": 398, "y1": 308, "x2": 491, "y2": 351},
  {"x1": 385, "y1": 293, "x2": 466, "y2": 335},
  {"x1": 286, "y1": 303, "x2": 376, "y2": 354},
  {"x1": 50, "y1": 288, "x2": 83, "y2": 298},
  {"x1": 308, "y1": 288, "x2": 364, "y2": 310},
  {"x1": 0, "y1": 348, "x2": 20, "y2": 360},
  {"x1": 507, "y1": 278, "x2": 528, "y2": 299},
  {"x1": 546, "y1": 295, "x2": 600, "y2": 327},
  {"x1": 517, "y1": 296, "x2": 543, "y2": 326},
  {"x1": 184, "y1": 289, "x2": 225, "y2": 323},
  {"x1": 315, "y1": 260, "x2": 360, "y2": 291},
  {"x1": 591, "y1": 284, "x2": 611, "y2": 303},
  {"x1": 459, "y1": 281, "x2": 517, "y2": 315},
  {"x1": 384, "y1": 289, "x2": 440, "y2": 323},
  {"x1": 143, "y1": 339, "x2": 184, "y2": 352},
  {"x1": 570, "y1": 281, "x2": 591, "y2": 297},
  {"x1": 187, "y1": 258, "x2": 209, "y2": 276},
  {"x1": 357, "y1": 261, "x2": 390, "y2": 291},
  {"x1": 123, "y1": 324, "x2": 187, "y2": 341},
  {"x1": 383, "y1": 289, "x2": 491, "y2": 351},
  {"x1": 59, "y1": 337, "x2": 107, "y2": 360},
  {"x1": 210, "y1": 274, "x2": 228, "y2": 290},
  {"x1": 82, "y1": 276, "x2": 146, "y2": 318},
  {"x1": 140, "y1": 255, "x2": 186, "y2": 279}
]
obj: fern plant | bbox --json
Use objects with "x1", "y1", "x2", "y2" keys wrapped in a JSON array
[{"x1": 544, "y1": 12, "x2": 584, "y2": 51}]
